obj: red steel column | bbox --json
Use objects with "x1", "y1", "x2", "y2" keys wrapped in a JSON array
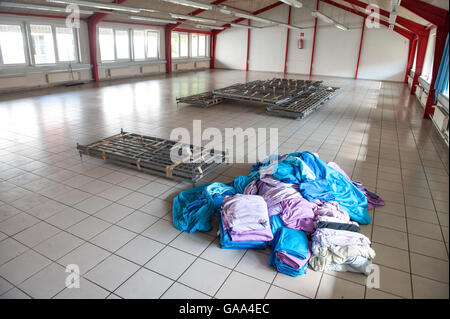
[
  {"x1": 283, "y1": 6, "x2": 292, "y2": 75},
  {"x1": 164, "y1": 23, "x2": 181, "y2": 74},
  {"x1": 423, "y1": 26, "x2": 449, "y2": 118},
  {"x1": 410, "y1": 32, "x2": 430, "y2": 95},
  {"x1": 245, "y1": 19, "x2": 250, "y2": 71},
  {"x1": 354, "y1": 17, "x2": 365, "y2": 79},
  {"x1": 404, "y1": 36, "x2": 417, "y2": 83},
  {"x1": 86, "y1": 0, "x2": 128, "y2": 82},
  {"x1": 309, "y1": 0, "x2": 319, "y2": 77},
  {"x1": 87, "y1": 13, "x2": 107, "y2": 82}
]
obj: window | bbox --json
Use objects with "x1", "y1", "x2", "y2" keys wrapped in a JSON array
[
  {"x1": 30, "y1": 25, "x2": 55, "y2": 64},
  {"x1": 0, "y1": 24, "x2": 26, "y2": 64},
  {"x1": 171, "y1": 32, "x2": 179, "y2": 58},
  {"x1": 191, "y1": 34, "x2": 198, "y2": 57},
  {"x1": 146, "y1": 31, "x2": 158, "y2": 58},
  {"x1": 55, "y1": 27, "x2": 76, "y2": 62},
  {"x1": 172, "y1": 32, "x2": 189, "y2": 58},
  {"x1": 99, "y1": 28, "x2": 115, "y2": 61},
  {"x1": 133, "y1": 29, "x2": 158, "y2": 60},
  {"x1": 189, "y1": 33, "x2": 207, "y2": 58},
  {"x1": 133, "y1": 30, "x2": 145, "y2": 60},
  {"x1": 199, "y1": 34, "x2": 206, "y2": 56},
  {"x1": 180, "y1": 33, "x2": 188, "y2": 57},
  {"x1": 115, "y1": 30, "x2": 129, "y2": 60}
]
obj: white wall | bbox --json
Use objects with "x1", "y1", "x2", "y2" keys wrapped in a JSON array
[
  {"x1": 357, "y1": 28, "x2": 409, "y2": 81},
  {"x1": 215, "y1": 1, "x2": 410, "y2": 82},
  {"x1": 215, "y1": 28, "x2": 248, "y2": 70}
]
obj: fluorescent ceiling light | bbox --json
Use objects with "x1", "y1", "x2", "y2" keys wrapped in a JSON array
[
  {"x1": 0, "y1": 1, "x2": 93, "y2": 14},
  {"x1": 46, "y1": 0, "x2": 140, "y2": 13},
  {"x1": 195, "y1": 24, "x2": 224, "y2": 30},
  {"x1": 140, "y1": 8, "x2": 157, "y2": 13},
  {"x1": 389, "y1": 11, "x2": 397, "y2": 25},
  {"x1": 170, "y1": 13, "x2": 217, "y2": 23},
  {"x1": 311, "y1": 11, "x2": 349, "y2": 31},
  {"x1": 280, "y1": 0, "x2": 303, "y2": 8},
  {"x1": 130, "y1": 16, "x2": 176, "y2": 24},
  {"x1": 278, "y1": 22, "x2": 304, "y2": 30},
  {"x1": 234, "y1": 12, "x2": 275, "y2": 24},
  {"x1": 311, "y1": 11, "x2": 334, "y2": 24},
  {"x1": 229, "y1": 22, "x2": 260, "y2": 29},
  {"x1": 335, "y1": 23, "x2": 349, "y2": 31},
  {"x1": 218, "y1": 7, "x2": 233, "y2": 15},
  {"x1": 163, "y1": 0, "x2": 212, "y2": 11}
]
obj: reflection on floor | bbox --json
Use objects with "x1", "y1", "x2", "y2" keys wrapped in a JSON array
[{"x1": 0, "y1": 69, "x2": 448, "y2": 299}]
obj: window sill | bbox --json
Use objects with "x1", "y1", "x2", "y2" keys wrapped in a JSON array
[
  {"x1": 172, "y1": 57, "x2": 210, "y2": 63},
  {"x1": 0, "y1": 64, "x2": 91, "y2": 77},
  {"x1": 97, "y1": 60, "x2": 166, "y2": 68}
]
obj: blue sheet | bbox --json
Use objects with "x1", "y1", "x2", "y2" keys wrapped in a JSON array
[
  {"x1": 173, "y1": 182, "x2": 235, "y2": 233},
  {"x1": 269, "y1": 226, "x2": 310, "y2": 277},
  {"x1": 218, "y1": 212, "x2": 267, "y2": 250},
  {"x1": 269, "y1": 215, "x2": 283, "y2": 246},
  {"x1": 259, "y1": 152, "x2": 370, "y2": 224}
]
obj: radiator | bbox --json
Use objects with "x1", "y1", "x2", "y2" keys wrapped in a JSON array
[
  {"x1": 433, "y1": 105, "x2": 449, "y2": 133},
  {"x1": 176, "y1": 62, "x2": 195, "y2": 71},
  {"x1": 46, "y1": 71, "x2": 80, "y2": 83},
  {"x1": 407, "y1": 75, "x2": 413, "y2": 88},
  {"x1": 415, "y1": 85, "x2": 423, "y2": 99},
  {"x1": 141, "y1": 65, "x2": 160, "y2": 74},
  {"x1": 108, "y1": 67, "x2": 139, "y2": 77},
  {"x1": 420, "y1": 91, "x2": 428, "y2": 106},
  {"x1": 0, "y1": 75, "x2": 26, "y2": 89},
  {"x1": 195, "y1": 61, "x2": 209, "y2": 69}
]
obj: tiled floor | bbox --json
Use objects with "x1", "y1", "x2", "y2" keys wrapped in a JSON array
[{"x1": 0, "y1": 69, "x2": 448, "y2": 299}]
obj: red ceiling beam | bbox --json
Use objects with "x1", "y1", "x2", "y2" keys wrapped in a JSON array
[
  {"x1": 338, "y1": 0, "x2": 428, "y2": 36},
  {"x1": 189, "y1": 0, "x2": 228, "y2": 16},
  {"x1": 401, "y1": 0, "x2": 449, "y2": 29},
  {"x1": 229, "y1": 1, "x2": 284, "y2": 25},
  {"x1": 320, "y1": 0, "x2": 414, "y2": 40}
]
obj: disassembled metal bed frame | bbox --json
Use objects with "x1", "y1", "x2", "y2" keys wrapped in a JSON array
[
  {"x1": 177, "y1": 78, "x2": 339, "y2": 119},
  {"x1": 76, "y1": 130, "x2": 227, "y2": 184}
]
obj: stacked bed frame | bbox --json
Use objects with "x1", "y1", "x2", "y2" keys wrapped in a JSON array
[{"x1": 177, "y1": 78, "x2": 339, "y2": 119}]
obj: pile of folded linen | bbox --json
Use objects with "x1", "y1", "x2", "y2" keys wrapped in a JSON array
[
  {"x1": 244, "y1": 177, "x2": 316, "y2": 234},
  {"x1": 269, "y1": 226, "x2": 311, "y2": 277},
  {"x1": 309, "y1": 228, "x2": 375, "y2": 275},
  {"x1": 220, "y1": 194, "x2": 273, "y2": 247},
  {"x1": 172, "y1": 151, "x2": 384, "y2": 278}
]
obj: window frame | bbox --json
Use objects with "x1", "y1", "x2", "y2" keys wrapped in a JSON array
[
  {"x1": 28, "y1": 23, "x2": 80, "y2": 66},
  {"x1": 54, "y1": 26, "x2": 79, "y2": 63},
  {"x1": 172, "y1": 31, "x2": 193, "y2": 59},
  {"x1": 98, "y1": 27, "x2": 116, "y2": 62},
  {"x1": 198, "y1": 34, "x2": 207, "y2": 57},
  {"x1": 0, "y1": 22, "x2": 30, "y2": 67},
  {"x1": 145, "y1": 30, "x2": 160, "y2": 60},
  {"x1": 171, "y1": 31, "x2": 180, "y2": 59},
  {"x1": 113, "y1": 28, "x2": 131, "y2": 61}
]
